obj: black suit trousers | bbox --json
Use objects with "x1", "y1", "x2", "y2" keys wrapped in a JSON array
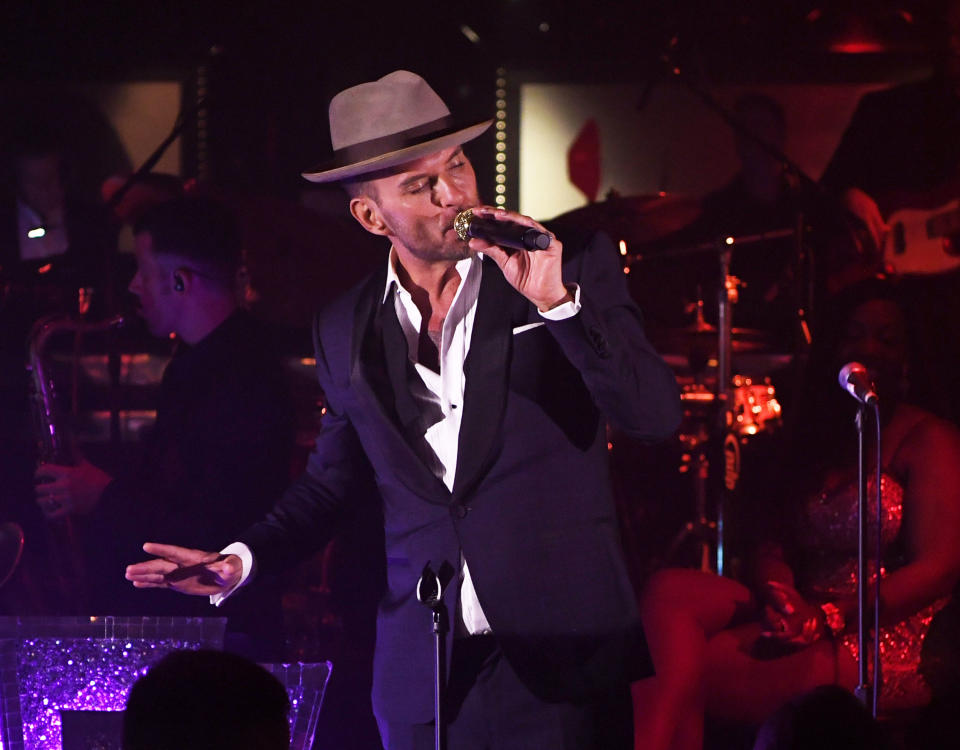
[{"x1": 380, "y1": 635, "x2": 633, "y2": 750}]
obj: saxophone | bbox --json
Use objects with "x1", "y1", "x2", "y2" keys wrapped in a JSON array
[
  {"x1": 28, "y1": 313, "x2": 125, "y2": 464},
  {"x1": 25, "y1": 313, "x2": 125, "y2": 612}
]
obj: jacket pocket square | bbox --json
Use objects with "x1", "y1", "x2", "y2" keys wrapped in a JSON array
[{"x1": 512, "y1": 322, "x2": 544, "y2": 335}]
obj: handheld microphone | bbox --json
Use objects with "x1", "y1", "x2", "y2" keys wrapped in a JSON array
[
  {"x1": 838, "y1": 362, "x2": 879, "y2": 405},
  {"x1": 454, "y1": 209, "x2": 551, "y2": 251}
]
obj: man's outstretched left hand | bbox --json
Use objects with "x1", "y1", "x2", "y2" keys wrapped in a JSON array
[{"x1": 125, "y1": 543, "x2": 243, "y2": 597}]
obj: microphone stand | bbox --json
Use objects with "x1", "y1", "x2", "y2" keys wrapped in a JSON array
[
  {"x1": 871, "y1": 403, "x2": 882, "y2": 718},
  {"x1": 854, "y1": 406, "x2": 869, "y2": 709},
  {"x1": 430, "y1": 607, "x2": 445, "y2": 750},
  {"x1": 853, "y1": 402, "x2": 882, "y2": 716}
]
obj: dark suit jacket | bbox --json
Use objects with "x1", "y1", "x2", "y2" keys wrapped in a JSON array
[
  {"x1": 239, "y1": 228, "x2": 681, "y2": 725},
  {"x1": 89, "y1": 310, "x2": 295, "y2": 659}
]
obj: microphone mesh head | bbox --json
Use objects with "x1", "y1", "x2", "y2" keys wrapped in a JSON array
[
  {"x1": 454, "y1": 209, "x2": 474, "y2": 241},
  {"x1": 838, "y1": 361, "x2": 865, "y2": 389},
  {"x1": 528, "y1": 230, "x2": 551, "y2": 250}
]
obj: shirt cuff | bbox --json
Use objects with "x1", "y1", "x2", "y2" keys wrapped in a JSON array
[
  {"x1": 209, "y1": 542, "x2": 255, "y2": 607},
  {"x1": 538, "y1": 283, "x2": 581, "y2": 321}
]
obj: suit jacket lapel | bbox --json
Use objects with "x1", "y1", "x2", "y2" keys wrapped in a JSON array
[
  {"x1": 351, "y1": 272, "x2": 449, "y2": 500},
  {"x1": 380, "y1": 299, "x2": 427, "y2": 437},
  {"x1": 350, "y1": 270, "x2": 392, "y2": 425},
  {"x1": 453, "y1": 258, "x2": 519, "y2": 499}
]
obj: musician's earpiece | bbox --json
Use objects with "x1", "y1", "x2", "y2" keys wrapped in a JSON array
[{"x1": 173, "y1": 274, "x2": 184, "y2": 292}]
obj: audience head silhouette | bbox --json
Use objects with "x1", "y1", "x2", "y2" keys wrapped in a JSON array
[{"x1": 123, "y1": 649, "x2": 289, "y2": 750}]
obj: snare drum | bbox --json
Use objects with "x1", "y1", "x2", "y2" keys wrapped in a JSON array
[
  {"x1": 678, "y1": 375, "x2": 782, "y2": 437},
  {"x1": 730, "y1": 375, "x2": 781, "y2": 436}
]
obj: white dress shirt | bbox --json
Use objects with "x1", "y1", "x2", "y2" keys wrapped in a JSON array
[{"x1": 217, "y1": 249, "x2": 581, "y2": 636}]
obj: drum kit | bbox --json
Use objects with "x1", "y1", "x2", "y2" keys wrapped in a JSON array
[
  {"x1": 555, "y1": 194, "x2": 800, "y2": 575},
  {"x1": 658, "y1": 288, "x2": 789, "y2": 574},
  {"x1": 663, "y1": 323, "x2": 786, "y2": 574}
]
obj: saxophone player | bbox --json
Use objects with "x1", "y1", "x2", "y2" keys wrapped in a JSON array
[{"x1": 33, "y1": 196, "x2": 295, "y2": 660}]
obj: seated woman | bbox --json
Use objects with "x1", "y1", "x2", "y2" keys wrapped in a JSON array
[{"x1": 632, "y1": 278, "x2": 960, "y2": 750}]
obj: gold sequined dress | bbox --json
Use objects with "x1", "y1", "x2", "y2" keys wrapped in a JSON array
[{"x1": 797, "y1": 472, "x2": 950, "y2": 710}]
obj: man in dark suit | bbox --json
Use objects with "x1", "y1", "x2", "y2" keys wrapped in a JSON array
[
  {"x1": 125, "y1": 70, "x2": 681, "y2": 749},
  {"x1": 36, "y1": 197, "x2": 294, "y2": 660}
]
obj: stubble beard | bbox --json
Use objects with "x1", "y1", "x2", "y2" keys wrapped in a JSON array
[{"x1": 396, "y1": 221, "x2": 473, "y2": 264}]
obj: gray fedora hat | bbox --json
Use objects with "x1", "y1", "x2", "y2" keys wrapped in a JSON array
[{"x1": 302, "y1": 70, "x2": 493, "y2": 184}]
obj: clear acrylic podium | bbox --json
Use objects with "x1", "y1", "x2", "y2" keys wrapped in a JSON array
[{"x1": 0, "y1": 616, "x2": 331, "y2": 750}]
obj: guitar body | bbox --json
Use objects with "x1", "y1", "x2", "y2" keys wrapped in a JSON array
[
  {"x1": 874, "y1": 179, "x2": 960, "y2": 276},
  {"x1": 883, "y1": 199, "x2": 960, "y2": 275}
]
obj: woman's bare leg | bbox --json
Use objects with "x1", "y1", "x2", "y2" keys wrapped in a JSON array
[
  {"x1": 632, "y1": 569, "x2": 755, "y2": 750},
  {"x1": 704, "y1": 622, "x2": 858, "y2": 724}
]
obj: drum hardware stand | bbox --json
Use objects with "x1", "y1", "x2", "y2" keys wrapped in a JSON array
[
  {"x1": 714, "y1": 241, "x2": 740, "y2": 576},
  {"x1": 667, "y1": 420, "x2": 715, "y2": 572},
  {"x1": 645, "y1": 231, "x2": 788, "y2": 575},
  {"x1": 665, "y1": 245, "x2": 742, "y2": 575}
]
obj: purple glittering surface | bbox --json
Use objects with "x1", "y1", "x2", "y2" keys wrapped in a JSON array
[
  {"x1": 17, "y1": 637, "x2": 206, "y2": 750},
  {"x1": 0, "y1": 616, "x2": 227, "y2": 750},
  {"x1": 0, "y1": 619, "x2": 329, "y2": 750}
]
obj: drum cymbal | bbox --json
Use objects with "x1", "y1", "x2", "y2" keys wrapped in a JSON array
[
  {"x1": 549, "y1": 193, "x2": 702, "y2": 245},
  {"x1": 652, "y1": 322, "x2": 770, "y2": 357}
]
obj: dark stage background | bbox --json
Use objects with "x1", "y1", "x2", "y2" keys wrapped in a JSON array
[{"x1": 0, "y1": 2, "x2": 955, "y2": 749}]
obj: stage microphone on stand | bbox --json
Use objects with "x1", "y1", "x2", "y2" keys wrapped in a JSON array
[
  {"x1": 838, "y1": 362, "x2": 879, "y2": 405},
  {"x1": 417, "y1": 564, "x2": 446, "y2": 750},
  {"x1": 838, "y1": 359, "x2": 882, "y2": 716},
  {"x1": 455, "y1": 209, "x2": 551, "y2": 251}
]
